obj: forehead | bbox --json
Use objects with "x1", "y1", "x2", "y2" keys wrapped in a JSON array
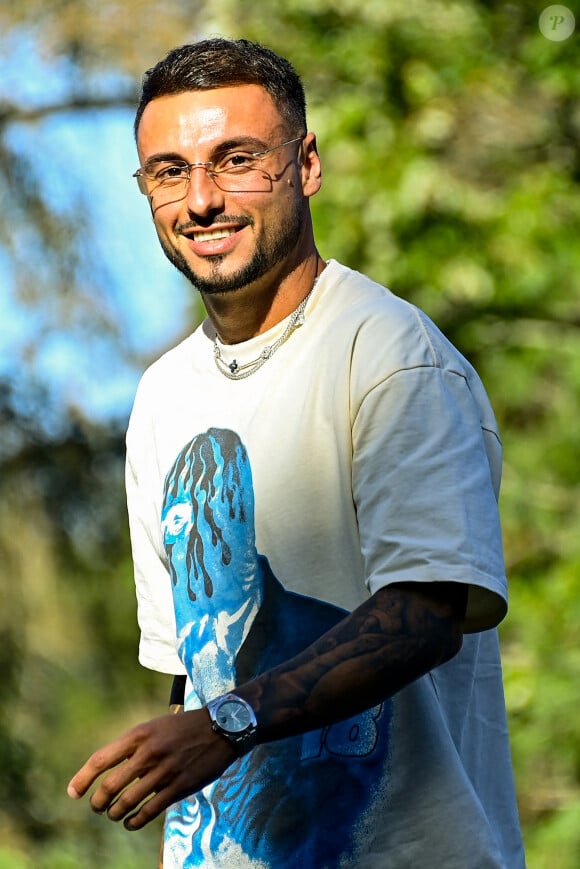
[{"x1": 136, "y1": 84, "x2": 288, "y2": 158}]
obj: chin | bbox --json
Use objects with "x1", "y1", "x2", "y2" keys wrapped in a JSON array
[{"x1": 165, "y1": 247, "x2": 273, "y2": 296}]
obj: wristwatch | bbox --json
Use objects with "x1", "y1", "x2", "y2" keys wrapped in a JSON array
[{"x1": 206, "y1": 692, "x2": 258, "y2": 756}]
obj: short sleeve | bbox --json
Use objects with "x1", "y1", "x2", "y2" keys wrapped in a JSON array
[
  {"x1": 352, "y1": 366, "x2": 507, "y2": 633},
  {"x1": 125, "y1": 399, "x2": 186, "y2": 675}
]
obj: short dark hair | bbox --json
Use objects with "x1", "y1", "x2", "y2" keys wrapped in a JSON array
[{"x1": 134, "y1": 38, "x2": 307, "y2": 138}]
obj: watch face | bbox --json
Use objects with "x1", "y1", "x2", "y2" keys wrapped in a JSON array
[{"x1": 216, "y1": 700, "x2": 252, "y2": 733}]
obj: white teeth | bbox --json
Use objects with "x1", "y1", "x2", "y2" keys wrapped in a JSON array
[{"x1": 192, "y1": 228, "x2": 236, "y2": 242}]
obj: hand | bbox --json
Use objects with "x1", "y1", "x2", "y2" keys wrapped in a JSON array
[{"x1": 67, "y1": 709, "x2": 237, "y2": 830}]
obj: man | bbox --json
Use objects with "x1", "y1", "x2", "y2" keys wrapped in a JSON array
[{"x1": 68, "y1": 38, "x2": 526, "y2": 868}]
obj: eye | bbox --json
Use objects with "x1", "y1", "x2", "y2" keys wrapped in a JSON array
[
  {"x1": 149, "y1": 162, "x2": 189, "y2": 183},
  {"x1": 217, "y1": 152, "x2": 258, "y2": 173}
]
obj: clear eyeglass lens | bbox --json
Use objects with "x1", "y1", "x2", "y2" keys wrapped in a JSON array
[{"x1": 139, "y1": 160, "x2": 273, "y2": 199}]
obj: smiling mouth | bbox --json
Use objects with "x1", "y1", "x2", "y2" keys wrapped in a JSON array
[
  {"x1": 176, "y1": 216, "x2": 253, "y2": 242},
  {"x1": 192, "y1": 227, "x2": 238, "y2": 242}
]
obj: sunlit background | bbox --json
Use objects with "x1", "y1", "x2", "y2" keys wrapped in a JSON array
[{"x1": 0, "y1": 2, "x2": 579, "y2": 867}]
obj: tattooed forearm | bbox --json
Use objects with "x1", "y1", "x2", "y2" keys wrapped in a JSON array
[{"x1": 237, "y1": 582, "x2": 467, "y2": 743}]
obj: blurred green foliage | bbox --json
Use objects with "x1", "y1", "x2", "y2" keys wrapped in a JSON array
[{"x1": 0, "y1": 1, "x2": 579, "y2": 866}]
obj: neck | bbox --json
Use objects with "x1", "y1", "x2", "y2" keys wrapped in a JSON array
[{"x1": 202, "y1": 251, "x2": 325, "y2": 345}]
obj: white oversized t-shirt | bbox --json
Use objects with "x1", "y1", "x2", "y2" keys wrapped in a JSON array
[{"x1": 126, "y1": 260, "x2": 525, "y2": 868}]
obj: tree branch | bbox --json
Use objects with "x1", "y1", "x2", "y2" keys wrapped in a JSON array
[{"x1": 0, "y1": 93, "x2": 139, "y2": 128}]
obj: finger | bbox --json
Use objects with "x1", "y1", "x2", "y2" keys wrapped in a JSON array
[
  {"x1": 123, "y1": 749, "x2": 234, "y2": 831},
  {"x1": 123, "y1": 783, "x2": 180, "y2": 831},
  {"x1": 67, "y1": 735, "x2": 136, "y2": 799},
  {"x1": 89, "y1": 759, "x2": 142, "y2": 814},
  {"x1": 105, "y1": 771, "x2": 161, "y2": 823}
]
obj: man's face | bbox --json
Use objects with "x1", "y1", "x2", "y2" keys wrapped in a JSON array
[{"x1": 136, "y1": 84, "x2": 320, "y2": 296}]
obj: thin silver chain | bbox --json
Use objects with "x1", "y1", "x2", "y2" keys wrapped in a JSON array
[{"x1": 213, "y1": 282, "x2": 317, "y2": 380}]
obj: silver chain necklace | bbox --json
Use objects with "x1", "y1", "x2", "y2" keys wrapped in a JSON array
[{"x1": 213, "y1": 281, "x2": 317, "y2": 380}]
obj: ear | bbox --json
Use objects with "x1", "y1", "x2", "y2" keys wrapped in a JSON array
[{"x1": 300, "y1": 133, "x2": 322, "y2": 197}]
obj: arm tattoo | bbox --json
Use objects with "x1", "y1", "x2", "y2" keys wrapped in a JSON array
[{"x1": 237, "y1": 582, "x2": 467, "y2": 743}]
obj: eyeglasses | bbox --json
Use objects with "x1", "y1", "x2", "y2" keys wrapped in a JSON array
[{"x1": 133, "y1": 135, "x2": 305, "y2": 202}]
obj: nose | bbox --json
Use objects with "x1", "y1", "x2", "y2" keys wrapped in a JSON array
[{"x1": 184, "y1": 163, "x2": 225, "y2": 216}]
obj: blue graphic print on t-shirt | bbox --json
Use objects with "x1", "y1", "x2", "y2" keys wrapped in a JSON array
[{"x1": 160, "y1": 428, "x2": 392, "y2": 868}]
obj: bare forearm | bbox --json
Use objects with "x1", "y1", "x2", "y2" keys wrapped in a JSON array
[
  {"x1": 68, "y1": 582, "x2": 467, "y2": 831},
  {"x1": 236, "y1": 582, "x2": 466, "y2": 742}
]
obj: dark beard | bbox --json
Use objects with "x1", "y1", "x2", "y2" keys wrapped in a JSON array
[{"x1": 159, "y1": 210, "x2": 303, "y2": 296}]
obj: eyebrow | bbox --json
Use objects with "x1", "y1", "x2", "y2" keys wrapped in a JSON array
[
  {"x1": 142, "y1": 152, "x2": 186, "y2": 168},
  {"x1": 213, "y1": 137, "x2": 270, "y2": 154},
  {"x1": 143, "y1": 137, "x2": 273, "y2": 168}
]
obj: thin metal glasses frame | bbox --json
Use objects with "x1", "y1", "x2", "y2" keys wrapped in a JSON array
[{"x1": 132, "y1": 135, "x2": 305, "y2": 196}]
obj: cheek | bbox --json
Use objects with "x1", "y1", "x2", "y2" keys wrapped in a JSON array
[
  {"x1": 152, "y1": 215, "x2": 184, "y2": 252},
  {"x1": 151, "y1": 219, "x2": 175, "y2": 254},
  {"x1": 258, "y1": 189, "x2": 300, "y2": 226},
  {"x1": 150, "y1": 194, "x2": 185, "y2": 227}
]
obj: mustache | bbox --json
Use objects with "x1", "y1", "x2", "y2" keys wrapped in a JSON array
[{"x1": 175, "y1": 215, "x2": 253, "y2": 234}]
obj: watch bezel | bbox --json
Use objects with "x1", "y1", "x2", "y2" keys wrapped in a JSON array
[{"x1": 207, "y1": 692, "x2": 258, "y2": 756}]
